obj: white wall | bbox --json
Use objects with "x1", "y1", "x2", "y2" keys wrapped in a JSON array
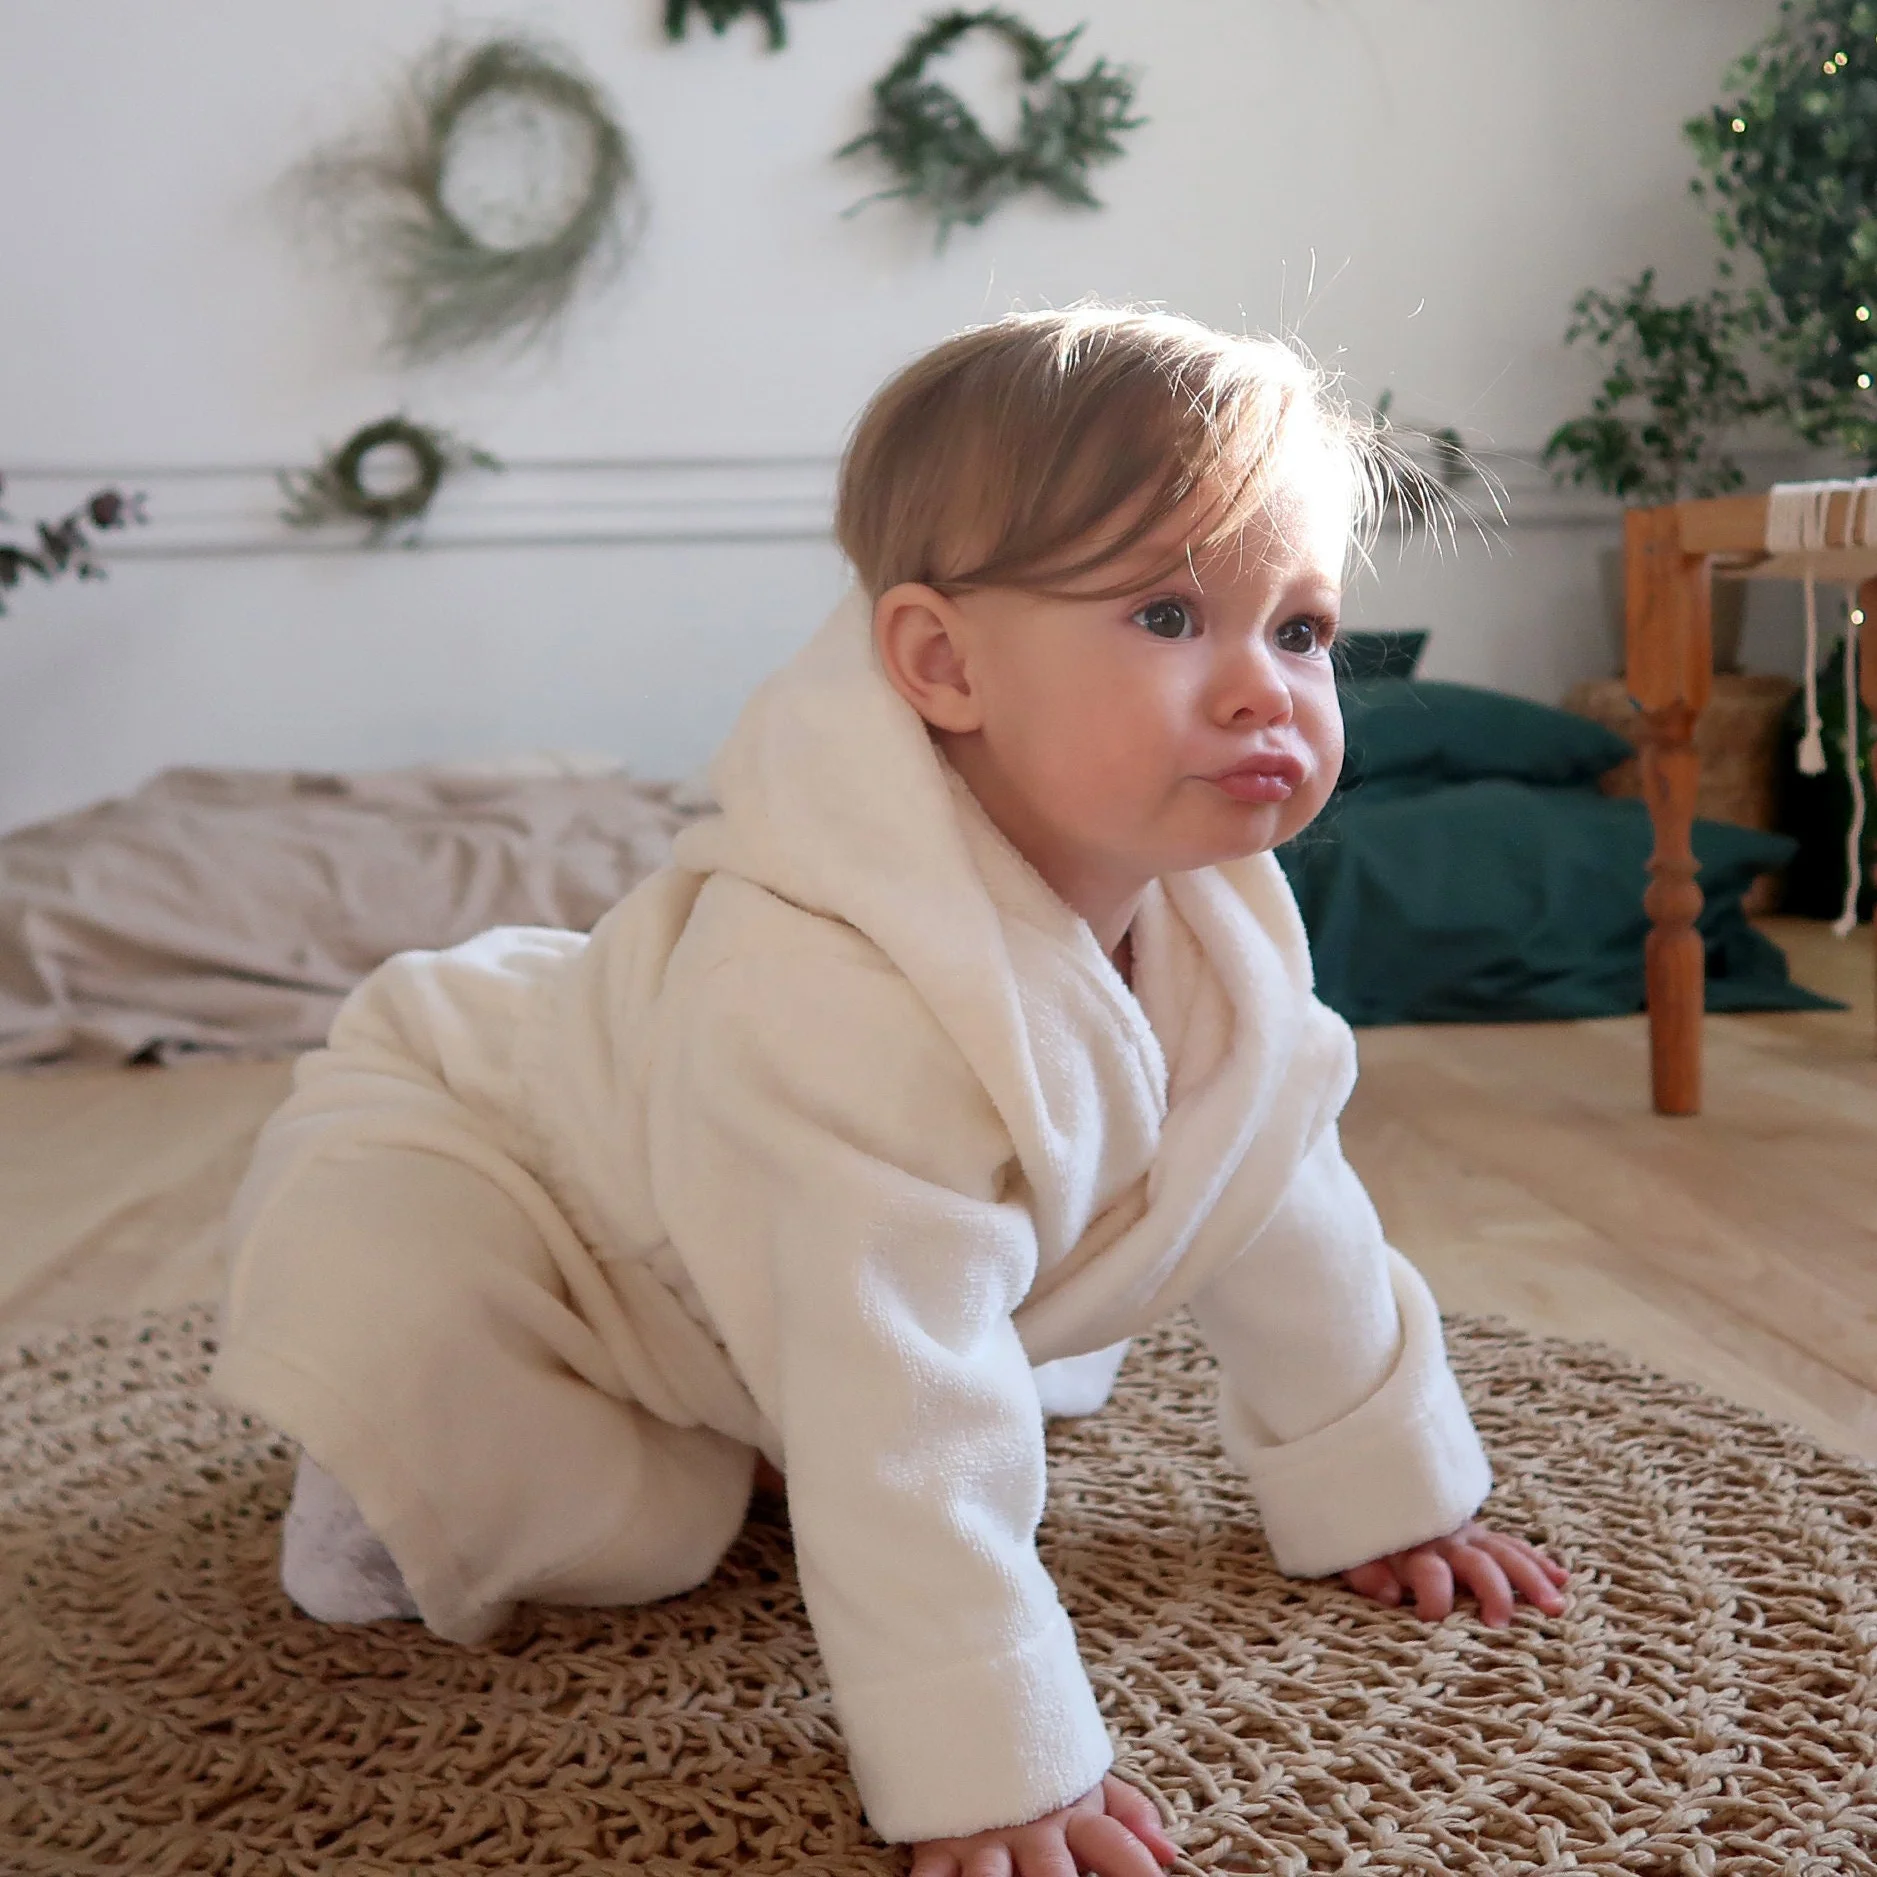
[{"x1": 0, "y1": 0, "x2": 1783, "y2": 832}]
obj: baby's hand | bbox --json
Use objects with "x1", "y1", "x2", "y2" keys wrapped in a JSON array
[
  {"x1": 908, "y1": 1773, "x2": 1178, "y2": 1877},
  {"x1": 1341, "y1": 1519, "x2": 1568, "y2": 1628}
]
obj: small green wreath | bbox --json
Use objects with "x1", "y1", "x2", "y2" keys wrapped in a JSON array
[
  {"x1": 303, "y1": 37, "x2": 640, "y2": 362},
  {"x1": 279, "y1": 417, "x2": 500, "y2": 545},
  {"x1": 838, "y1": 9, "x2": 1142, "y2": 244}
]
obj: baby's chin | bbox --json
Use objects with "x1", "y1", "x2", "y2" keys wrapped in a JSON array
[
  {"x1": 1186, "y1": 792, "x2": 1327, "y2": 863},
  {"x1": 1148, "y1": 817, "x2": 1301, "y2": 877}
]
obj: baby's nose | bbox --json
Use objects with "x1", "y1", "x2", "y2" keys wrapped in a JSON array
[{"x1": 1214, "y1": 642, "x2": 1294, "y2": 724}]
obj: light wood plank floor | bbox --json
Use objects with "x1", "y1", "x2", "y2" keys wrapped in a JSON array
[{"x1": 1342, "y1": 917, "x2": 1877, "y2": 1464}]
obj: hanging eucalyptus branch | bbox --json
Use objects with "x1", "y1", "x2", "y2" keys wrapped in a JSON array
[
  {"x1": 664, "y1": 0, "x2": 817, "y2": 51},
  {"x1": 839, "y1": 10, "x2": 1143, "y2": 244},
  {"x1": 298, "y1": 36, "x2": 641, "y2": 362},
  {"x1": 0, "y1": 476, "x2": 145, "y2": 615},
  {"x1": 279, "y1": 417, "x2": 500, "y2": 545}
]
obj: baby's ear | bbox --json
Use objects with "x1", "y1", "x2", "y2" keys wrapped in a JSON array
[{"x1": 872, "y1": 583, "x2": 982, "y2": 734}]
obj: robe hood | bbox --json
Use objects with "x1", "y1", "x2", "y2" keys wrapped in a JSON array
[{"x1": 670, "y1": 593, "x2": 1359, "y2": 1352}]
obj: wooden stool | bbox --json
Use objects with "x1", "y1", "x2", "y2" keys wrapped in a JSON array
[{"x1": 1625, "y1": 496, "x2": 1877, "y2": 1114}]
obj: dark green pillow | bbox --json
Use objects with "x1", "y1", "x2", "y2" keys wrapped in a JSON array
[
  {"x1": 1334, "y1": 629, "x2": 1429, "y2": 682},
  {"x1": 1278, "y1": 780, "x2": 1836, "y2": 1025},
  {"x1": 1338, "y1": 678, "x2": 1634, "y2": 794}
]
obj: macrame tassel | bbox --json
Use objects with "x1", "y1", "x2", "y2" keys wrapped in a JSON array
[
  {"x1": 1798, "y1": 571, "x2": 1828, "y2": 775},
  {"x1": 1834, "y1": 609, "x2": 1867, "y2": 936}
]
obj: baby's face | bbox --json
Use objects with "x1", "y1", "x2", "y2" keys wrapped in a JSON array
[{"x1": 932, "y1": 449, "x2": 1349, "y2": 918}]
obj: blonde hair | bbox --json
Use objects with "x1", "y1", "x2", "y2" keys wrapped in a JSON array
[{"x1": 835, "y1": 304, "x2": 1406, "y2": 601}]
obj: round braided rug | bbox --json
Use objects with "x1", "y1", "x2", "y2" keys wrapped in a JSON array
[{"x1": 2, "y1": 1309, "x2": 1874, "y2": 1875}]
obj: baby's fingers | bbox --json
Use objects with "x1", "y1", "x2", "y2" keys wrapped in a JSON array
[
  {"x1": 1065, "y1": 1811, "x2": 1174, "y2": 1877},
  {"x1": 1342, "y1": 1560, "x2": 1403, "y2": 1607},
  {"x1": 1099, "y1": 1775, "x2": 1180, "y2": 1865},
  {"x1": 1399, "y1": 1549, "x2": 1457, "y2": 1621},
  {"x1": 1478, "y1": 1534, "x2": 1569, "y2": 1614},
  {"x1": 1449, "y1": 1544, "x2": 1516, "y2": 1627}
]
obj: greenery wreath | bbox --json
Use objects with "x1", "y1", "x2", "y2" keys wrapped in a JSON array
[
  {"x1": 279, "y1": 417, "x2": 500, "y2": 545},
  {"x1": 664, "y1": 0, "x2": 816, "y2": 52},
  {"x1": 839, "y1": 9, "x2": 1142, "y2": 243},
  {"x1": 303, "y1": 37, "x2": 640, "y2": 362}
]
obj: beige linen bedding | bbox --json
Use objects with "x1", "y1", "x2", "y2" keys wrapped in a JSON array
[{"x1": 0, "y1": 762, "x2": 704, "y2": 1065}]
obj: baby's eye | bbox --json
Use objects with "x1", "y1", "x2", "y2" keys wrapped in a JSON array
[
  {"x1": 1131, "y1": 597, "x2": 1199, "y2": 641},
  {"x1": 1274, "y1": 614, "x2": 1334, "y2": 656}
]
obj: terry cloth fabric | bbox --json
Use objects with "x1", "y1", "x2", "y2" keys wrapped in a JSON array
[{"x1": 212, "y1": 592, "x2": 1491, "y2": 1844}]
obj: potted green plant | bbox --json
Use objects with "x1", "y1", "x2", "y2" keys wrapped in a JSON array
[
  {"x1": 1543, "y1": 271, "x2": 1782, "y2": 671},
  {"x1": 1542, "y1": 269, "x2": 1780, "y2": 507}
]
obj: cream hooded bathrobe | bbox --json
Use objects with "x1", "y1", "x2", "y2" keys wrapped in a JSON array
[{"x1": 213, "y1": 593, "x2": 1492, "y2": 1846}]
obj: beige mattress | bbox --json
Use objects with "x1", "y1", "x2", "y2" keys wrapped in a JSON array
[{"x1": 0, "y1": 1057, "x2": 292, "y2": 1340}]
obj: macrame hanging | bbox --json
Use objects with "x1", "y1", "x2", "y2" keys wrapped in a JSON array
[{"x1": 1762, "y1": 479, "x2": 1877, "y2": 935}]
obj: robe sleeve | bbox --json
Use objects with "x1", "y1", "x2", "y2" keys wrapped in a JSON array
[
  {"x1": 646, "y1": 949, "x2": 1113, "y2": 1844},
  {"x1": 1185, "y1": 1124, "x2": 1493, "y2": 1577}
]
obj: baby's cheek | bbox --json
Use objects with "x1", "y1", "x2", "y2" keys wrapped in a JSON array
[{"x1": 1280, "y1": 771, "x2": 1338, "y2": 845}]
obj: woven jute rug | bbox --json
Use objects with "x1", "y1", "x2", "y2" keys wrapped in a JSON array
[{"x1": 2, "y1": 1309, "x2": 1873, "y2": 1875}]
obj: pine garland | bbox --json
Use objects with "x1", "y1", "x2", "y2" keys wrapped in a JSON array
[
  {"x1": 664, "y1": 0, "x2": 814, "y2": 51},
  {"x1": 839, "y1": 9, "x2": 1142, "y2": 244},
  {"x1": 279, "y1": 417, "x2": 499, "y2": 545}
]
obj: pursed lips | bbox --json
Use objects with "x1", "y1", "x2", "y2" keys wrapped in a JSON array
[{"x1": 1205, "y1": 752, "x2": 1306, "y2": 802}]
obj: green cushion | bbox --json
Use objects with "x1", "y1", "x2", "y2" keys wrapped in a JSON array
[
  {"x1": 1334, "y1": 629, "x2": 1429, "y2": 682},
  {"x1": 1277, "y1": 780, "x2": 1838, "y2": 1025},
  {"x1": 1338, "y1": 678, "x2": 1634, "y2": 794}
]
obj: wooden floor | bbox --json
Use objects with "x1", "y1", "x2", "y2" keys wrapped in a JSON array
[{"x1": 1342, "y1": 917, "x2": 1877, "y2": 1464}]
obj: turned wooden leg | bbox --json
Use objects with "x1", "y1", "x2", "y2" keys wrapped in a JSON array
[
  {"x1": 1637, "y1": 701, "x2": 1706, "y2": 1113},
  {"x1": 1861, "y1": 580, "x2": 1877, "y2": 1047},
  {"x1": 1626, "y1": 506, "x2": 1712, "y2": 1115}
]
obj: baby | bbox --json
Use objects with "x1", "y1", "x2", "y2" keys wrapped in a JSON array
[{"x1": 213, "y1": 305, "x2": 1567, "y2": 1876}]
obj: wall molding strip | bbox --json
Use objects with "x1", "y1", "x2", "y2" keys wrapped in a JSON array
[{"x1": 2, "y1": 449, "x2": 1836, "y2": 563}]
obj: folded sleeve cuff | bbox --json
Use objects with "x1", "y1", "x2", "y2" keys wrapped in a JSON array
[
  {"x1": 1226, "y1": 1250, "x2": 1494, "y2": 1578},
  {"x1": 838, "y1": 1608, "x2": 1114, "y2": 1844}
]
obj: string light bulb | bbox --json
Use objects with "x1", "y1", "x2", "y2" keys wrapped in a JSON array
[
  {"x1": 1860, "y1": 306, "x2": 1872, "y2": 320},
  {"x1": 1732, "y1": 116, "x2": 1748, "y2": 131},
  {"x1": 1854, "y1": 609, "x2": 1867, "y2": 625},
  {"x1": 1860, "y1": 372, "x2": 1873, "y2": 388}
]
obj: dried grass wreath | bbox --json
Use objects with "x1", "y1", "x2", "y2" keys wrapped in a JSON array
[
  {"x1": 302, "y1": 37, "x2": 640, "y2": 362},
  {"x1": 839, "y1": 9, "x2": 1142, "y2": 244},
  {"x1": 279, "y1": 416, "x2": 499, "y2": 545}
]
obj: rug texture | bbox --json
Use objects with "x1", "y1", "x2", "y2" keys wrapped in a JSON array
[{"x1": 2, "y1": 1307, "x2": 1873, "y2": 1875}]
